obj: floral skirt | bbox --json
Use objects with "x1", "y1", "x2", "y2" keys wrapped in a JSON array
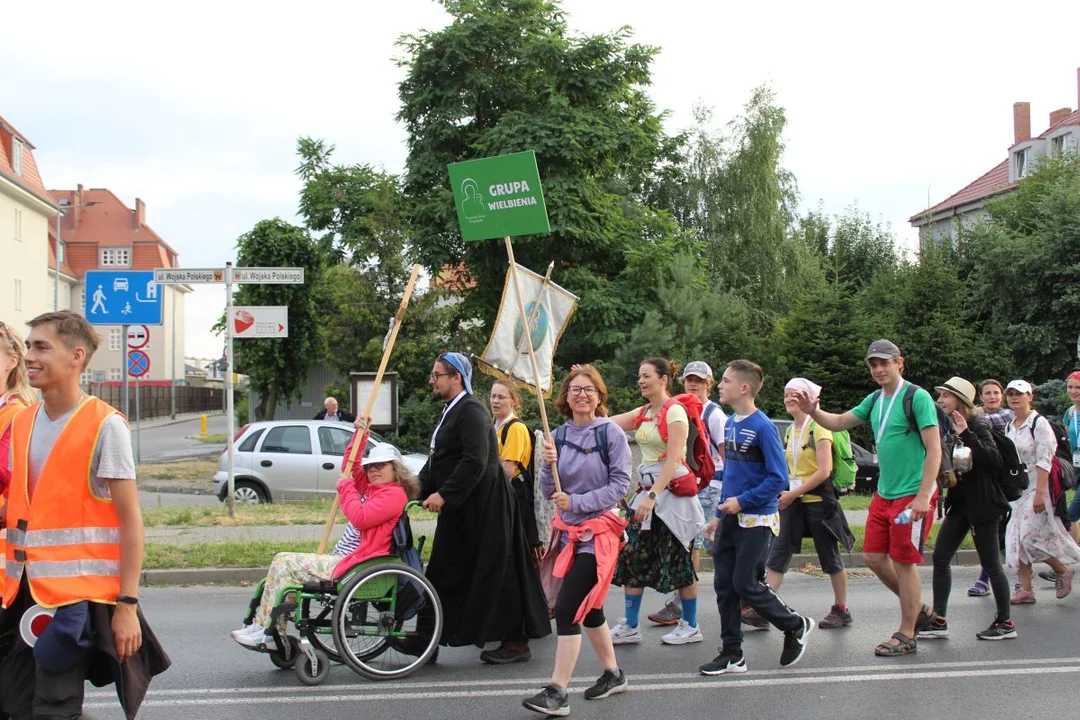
[{"x1": 612, "y1": 515, "x2": 697, "y2": 593}]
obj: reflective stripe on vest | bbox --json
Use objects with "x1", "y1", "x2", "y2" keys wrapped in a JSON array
[
  {"x1": 0, "y1": 399, "x2": 24, "y2": 584},
  {"x1": 3, "y1": 397, "x2": 126, "y2": 609}
]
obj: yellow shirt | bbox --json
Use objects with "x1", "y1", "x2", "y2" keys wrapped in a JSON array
[
  {"x1": 635, "y1": 403, "x2": 688, "y2": 464},
  {"x1": 784, "y1": 419, "x2": 833, "y2": 504},
  {"x1": 496, "y1": 416, "x2": 532, "y2": 479}
]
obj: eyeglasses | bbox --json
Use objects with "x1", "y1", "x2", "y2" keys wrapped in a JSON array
[
  {"x1": 568, "y1": 386, "x2": 598, "y2": 397},
  {"x1": 365, "y1": 461, "x2": 391, "y2": 471},
  {"x1": 429, "y1": 372, "x2": 454, "y2": 381}
]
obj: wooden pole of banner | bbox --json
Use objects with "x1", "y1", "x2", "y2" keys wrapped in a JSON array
[
  {"x1": 317, "y1": 263, "x2": 423, "y2": 554},
  {"x1": 503, "y1": 236, "x2": 562, "y2": 493}
]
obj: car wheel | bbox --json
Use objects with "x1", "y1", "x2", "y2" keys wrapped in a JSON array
[{"x1": 233, "y1": 480, "x2": 267, "y2": 505}]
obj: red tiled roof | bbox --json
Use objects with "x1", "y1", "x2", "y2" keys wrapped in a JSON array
[
  {"x1": 47, "y1": 188, "x2": 179, "y2": 279},
  {"x1": 0, "y1": 115, "x2": 59, "y2": 210},
  {"x1": 910, "y1": 160, "x2": 1014, "y2": 221},
  {"x1": 46, "y1": 238, "x2": 76, "y2": 278},
  {"x1": 430, "y1": 263, "x2": 476, "y2": 291},
  {"x1": 1041, "y1": 109, "x2": 1080, "y2": 137}
]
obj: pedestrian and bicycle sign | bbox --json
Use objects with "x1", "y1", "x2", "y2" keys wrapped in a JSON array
[
  {"x1": 84, "y1": 271, "x2": 163, "y2": 325},
  {"x1": 127, "y1": 350, "x2": 150, "y2": 378}
]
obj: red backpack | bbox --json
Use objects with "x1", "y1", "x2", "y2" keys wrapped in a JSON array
[{"x1": 633, "y1": 394, "x2": 716, "y2": 496}]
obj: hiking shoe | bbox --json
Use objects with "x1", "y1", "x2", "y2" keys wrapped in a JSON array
[
  {"x1": 583, "y1": 669, "x2": 629, "y2": 700},
  {"x1": 917, "y1": 616, "x2": 949, "y2": 639},
  {"x1": 699, "y1": 648, "x2": 747, "y2": 676},
  {"x1": 967, "y1": 579, "x2": 991, "y2": 597},
  {"x1": 609, "y1": 619, "x2": 643, "y2": 645},
  {"x1": 660, "y1": 619, "x2": 704, "y2": 645},
  {"x1": 1010, "y1": 584, "x2": 1036, "y2": 605},
  {"x1": 522, "y1": 685, "x2": 569, "y2": 717},
  {"x1": 819, "y1": 605, "x2": 853, "y2": 629},
  {"x1": 780, "y1": 616, "x2": 815, "y2": 667},
  {"x1": 741, "y1": 606, "x2": 770, "y2": 631},
  {"x1": 480, "y1": 643, "x2": 531, "y2": 664},
  {"x1": 1055, "y1": 567, "x2": 1075, "y2": 599},
  {"x1": 647, "y1": 598, "x2": 682, "y2": 626},
  {"x1": 976, "y1": 619, "x2": 1017, "y2": 641},
  {"x1": 914, "y1": 604, "x2": 936, "y2": 633},
  {"x1": 1038, "y1": 569, "x2": 1057, "y2": 583}
]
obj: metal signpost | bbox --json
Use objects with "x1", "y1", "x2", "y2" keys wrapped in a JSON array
[
  {"x1": 127, "y1": 349, "x2": 149, "y2": 463},
  {"x1": 154, "y1": 264, "x2": 302, "y2": 516}
]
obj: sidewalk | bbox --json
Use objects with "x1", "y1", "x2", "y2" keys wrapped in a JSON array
[{"x1": 136, "y1": 411, "x2": 225, "y2": 431}]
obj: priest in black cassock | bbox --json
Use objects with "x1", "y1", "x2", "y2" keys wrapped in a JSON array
[{"x1": 420, "y1": 352, "x2": 550, "y2": 663}]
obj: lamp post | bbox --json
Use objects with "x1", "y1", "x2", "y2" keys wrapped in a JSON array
[{"x1": 54, "y1": 201, "x2": 99, "y2": 311}]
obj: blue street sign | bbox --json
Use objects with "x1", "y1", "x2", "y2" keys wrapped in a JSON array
[
  {"x1": 127, "y1": 350, "x2": 150, "y2": 378},
  {"x1": 84, "y1": 271, "x2": 163, "y2": 326}
]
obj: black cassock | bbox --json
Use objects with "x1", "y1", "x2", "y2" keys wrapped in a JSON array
[{"x1": 419, "y1": 394, "x2": 551, "y2": 647}]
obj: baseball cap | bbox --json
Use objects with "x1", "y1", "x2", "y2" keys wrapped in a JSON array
[
  {"x1": 866, "y1": 339, "x2": 901, "y2": 360},
  {"x1": 439, "y1": 352, "x2": 473, "y2": 394},
  {"x1": 680, "y1": 361, "x2": 713, "y2": 380},
  {"x1": 362, "y1": 442, "x2": 403, "y2": 467},
  {"x1": 1005, "y1": 379, "x2": 1033, "y2": 394}
]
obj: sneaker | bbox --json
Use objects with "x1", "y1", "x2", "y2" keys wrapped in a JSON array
[
  {"x1": 480, "y1": 643, "x2": 532, "y2": 664},
  {"x1": 609, "y1": 619, "x2": 643, "y2": 645},
  {"x1": 818, "y1": 605, "x2": 852, "y2": 629},
  {"x1": 522, "y1": 685, "x2": 569, "y2": 717},
  {"x1": 1055, "y1": 567, "x2": 1075, "y2": 599},
  {"x1": 914, "y1": 604, "x2": 935, "y2": 633},
  {"x1": 647, "y1": 597, "x2": 682, "y2": 626},
  {"x1": 967, "y1": 579, "x2": 991, "y2": 597},
  {"x1": 1010, "y1": 583, "x2": 1036, "y2": 605},
  {"x1": 741, "y1": 606, "x2": 770, "y2": 631},
  {"x1": 780, "y1": 616, "x2": 815, "y2": 667},
  {"x1": 976, "y1": 618, "x2": 1017, "y2": 641},
  {"x1": 917, "y1": 616, "x2": 949, "y2": 639},
  {"x1": 1038, "y1": 569, "x2": 1057, "y2": 583},
  {"x1": 660, "y1": 619, "x2": 703, "y2": 645},
  {"x1": 230, "y1": 624, "x2": 262, "y2": 640},
  {"x1": 234, "y1": 629, "x2": 276, "y2": 650},
  {"x1": 699, "y1": 648, "x2": 747, "y2": 676},
  {"x1": 583, "y1": 669, "x2": 629, "y2": 700}
]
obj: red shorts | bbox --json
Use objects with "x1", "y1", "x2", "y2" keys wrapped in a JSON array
[{"x1": 864, "y1": 493, "x2": 935, "y2": 565}]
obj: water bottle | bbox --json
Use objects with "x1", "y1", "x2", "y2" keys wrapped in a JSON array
[{"x1": 894, "y1": 508, "x2": 914, "y2": 525}]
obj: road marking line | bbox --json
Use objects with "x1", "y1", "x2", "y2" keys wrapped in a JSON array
[{"x1": 83, "y1": 663, "x2": 1080, "y2": 708}]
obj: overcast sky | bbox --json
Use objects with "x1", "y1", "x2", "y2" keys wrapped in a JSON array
[{"x1": 6, "y1": 1, "x2": 1077, "y2": 359}]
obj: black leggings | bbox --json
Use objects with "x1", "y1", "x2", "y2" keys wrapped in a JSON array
[
  {"x1": 932, "y1": 512, "x2": 1010, "y2": 621},
  {"x1": 552, "y1": 553, "x2": 606, "y2": 636}
]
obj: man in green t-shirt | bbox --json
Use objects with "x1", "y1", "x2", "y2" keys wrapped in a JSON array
[{"x1": 790, "y1": 339, "x2": 940, "y2": 658}]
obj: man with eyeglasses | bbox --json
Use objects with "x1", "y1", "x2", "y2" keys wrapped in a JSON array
[{"x1": 418, "y1": 353, "x2": 549, "y2": 664}]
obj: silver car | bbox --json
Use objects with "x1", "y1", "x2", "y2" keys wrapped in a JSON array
[{"x1": 212, "y1": 420, "x2": 427, "y2": 504}]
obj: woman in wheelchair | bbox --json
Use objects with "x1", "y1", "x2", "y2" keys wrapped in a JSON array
[{"x1": 232, "y1": 442, "x2": 418, "y2": 650}]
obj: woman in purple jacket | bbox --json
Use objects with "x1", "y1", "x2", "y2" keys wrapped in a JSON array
[{"x1": 523, "y1": 365, "x2": 632, "y2": 718}]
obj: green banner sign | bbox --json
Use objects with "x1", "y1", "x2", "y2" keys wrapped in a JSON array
[{"x1": 448, "y1": 151, "x2": 551, "y2": 242}]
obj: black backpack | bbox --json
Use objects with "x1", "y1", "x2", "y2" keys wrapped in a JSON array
[
  {"x1": 500, "y1": 418, "x2": 536, "y2": 483},
  {"x1": 553, "y1": 423, "x2": 611, "y2": 467},
  {"x1": 987, "y1": 426, "x2": 1028, "y2": 501}
]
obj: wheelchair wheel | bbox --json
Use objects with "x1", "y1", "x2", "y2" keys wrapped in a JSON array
[
  {"x1": 269, "y1": 635, "x2": 302, "y2": 670},
  {"x1": 332, "y1": 564, "x2": 443, "y2": 681},
  {"x1": 294, "y1": 645, "x2": 330, "y2": 686},
  {"x1": 300, "y1": 596, "x2": 342, "y2": 664}
]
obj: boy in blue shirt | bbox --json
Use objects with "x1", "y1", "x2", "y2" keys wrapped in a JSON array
[{"x1": 700, "y1": 360, "x2": 814, "y2": 676}]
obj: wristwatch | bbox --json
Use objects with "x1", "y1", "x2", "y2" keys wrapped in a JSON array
[
  {"x1": 647, "y1": 491, "x2": 657, "y2": 501},
  {"x1": 116, "y1": 595, "x2": 139, "y2": 605}
]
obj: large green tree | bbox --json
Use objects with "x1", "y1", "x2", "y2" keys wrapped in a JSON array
[
  {"x1": 396, "y1": 0, "x2": 689, "y2": 364},
  {"x1": 229, "y1": 219, "x2": 328, "y2": 420}
]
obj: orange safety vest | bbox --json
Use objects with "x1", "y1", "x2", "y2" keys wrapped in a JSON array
[
  {"x1": 0, "y1": 397, "x2": 29, "y2": 583},
  {"x1": 3, "y1": 397, "x2": 124, "y2": 609}
]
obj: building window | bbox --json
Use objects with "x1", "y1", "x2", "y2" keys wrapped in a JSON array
[
  {"x1": 1015, "y1": 148, "x2": 1029, "y2": 178},
  {"x1": 13, "y1": 279, "x2": 21, "y2": 311},
  {"x1": 57, "y1": 240, "x2": 65, "y2": 261},
  {"x1": 13, "y1": 208, "x2": 21, "y2": 242},
  {"x1": 100, "y1": 248, "x2": 131, "y2": 267},
  {"x1": 93, "y1": 371, "x2": 105, "y2": 383},
  {"x1": 109, "y1": 328, "x2": 122, "y2": 351},
  {"x1": 109, "y1": 368, "x2": 122, "y2": 381},
  {"x1": 1052, "y1": 134, "x2": 1071, "y2": 157},
  {"x1": 80, "y1": 370, "x2": 93, "y2": 385},
  {"x1": 11, "y1": 138, "x2": 23, "y2": 175},
  {"x1": 79, "y1": 288, "x2": 86, "y2": 311}
]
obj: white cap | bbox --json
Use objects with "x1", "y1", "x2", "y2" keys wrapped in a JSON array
[
  {"x1": 362, "y1": 442, "x2": 403, "y2": 466},
  {"x1": 680, "y1": 361, "x2": 713, "y2": 380},
  {"x1": 1005, "y1": 379, "x2": 1033, "y2": 394}
]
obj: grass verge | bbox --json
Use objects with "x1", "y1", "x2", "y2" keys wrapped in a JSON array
[
  {"x1": 137, "y1": 457, "x2": 218, "y2": 481},
  {"x1": 142, "y1": 499, "x2": 438, "y2": 527},
  {"x1": 190, "y1": 433, "x2": 228, "y2": 444},
  {"x1": 145, "y1": 538, "x2": 434, "y2": 569}
]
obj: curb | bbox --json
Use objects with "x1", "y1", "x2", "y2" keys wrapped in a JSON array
[
  {"x1": 136, "y1": 413, "x2": 225, "y2": 431},
  {"x1": 140, "y1": 550, "x2": 986, "y2": 586},
  {"x1": 140, "y1": 483, "x2": 216, "y2": 496}
]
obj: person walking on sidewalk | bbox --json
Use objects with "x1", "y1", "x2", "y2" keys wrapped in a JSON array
[
  {"x1": 523, "y1": 365, "x2": 631, "y2": 718},
  {"x1": 753, "y1": 378, "x2": 855, "y2": 631},
  {"x1": 790, "y1": 339, "x2": 939, "y2": 657},
  {"x1": 1003, "y1": 380, "x2": 1080, "y2": 604},
  {"x1": 490, "y1": 380, "x2": 543, "y2": 566},
  {"x1": 648, "y1": 361, "x2": 726, "y2": 628},
  {"x1": 920, "y1": 377, "x2": 1015, "y2": 641},
  {"x1": 419, "y1": 353, "x2": 549, "y2": 664},
  {"x1": 968, "y1": 379, "x2": 1016, "y2": 597},
  {"x1": 699, "y1": 360, "x2": 815, "y2": 676},
  {"x1": 0, "y1": 311, "x2": 169, "y2": 719}
]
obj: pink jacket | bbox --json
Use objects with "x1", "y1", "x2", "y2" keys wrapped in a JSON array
[
  {"x1": 331, "y1": 456, "x2": 408, "y2": 580},
  {"x1": 550, "y1": 511, "x2": 627, "y2": 624}
]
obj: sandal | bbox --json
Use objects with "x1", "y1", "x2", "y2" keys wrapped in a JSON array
[
  {"x1": 874, "y1": 632, "x2": 917, "y2": 657},
  {"x1": 967, "y1": 580, "x2": 991, "y2": 597}
]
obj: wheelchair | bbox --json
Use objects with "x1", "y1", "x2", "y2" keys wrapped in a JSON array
[{"x1": 240, "y1": 501, "x2": 443, "y2": 685}]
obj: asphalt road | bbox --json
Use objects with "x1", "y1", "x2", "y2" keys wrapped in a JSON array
[
  {"x1": 83, "y1": 567, "x2": 1080, "y2": 720},
  {"x1": 136, "y1": 414, "x2": 229, "y2": 463}
]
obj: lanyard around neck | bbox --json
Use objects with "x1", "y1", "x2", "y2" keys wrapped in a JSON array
[
  {"x1": 791, "y1": 417, "x2": 811, "y2": 471},
  {"x1": 876, "y1": 378, "x2": 906, "y2": 445}
]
